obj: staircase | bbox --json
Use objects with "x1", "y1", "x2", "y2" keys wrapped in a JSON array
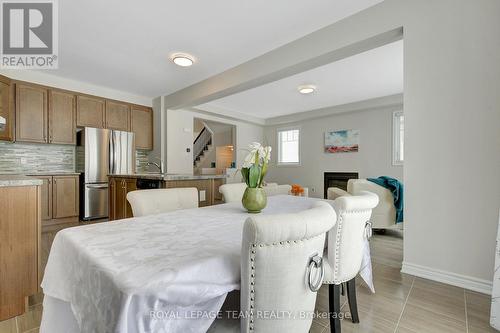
[{"x1": 193, "y1": 127, "x2": 213, "y2": 168}]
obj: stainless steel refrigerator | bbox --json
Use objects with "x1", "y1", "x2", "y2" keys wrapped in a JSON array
[{"x1": 77, "y1": 127, "x2": 135, "y2": 220}]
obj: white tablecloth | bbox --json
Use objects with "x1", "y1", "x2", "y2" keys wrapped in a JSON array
[{"x1": 40, "y1": 195, "x2": 373, "y2": 333}]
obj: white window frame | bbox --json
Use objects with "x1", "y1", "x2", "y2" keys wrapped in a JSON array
[
  {"x1": 392, "y1": 110, "x2": 404, "y2": 166},
  {"x1": 277, "y1": 126, "x2": 301, "y2": 167}
]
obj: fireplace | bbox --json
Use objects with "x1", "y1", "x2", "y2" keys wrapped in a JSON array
[{"x1": 323, "y1": 172, "x2": 359, "y2": 199}]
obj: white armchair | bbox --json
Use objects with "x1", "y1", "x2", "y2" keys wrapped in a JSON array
[
  {"x1": 126, "y1": 188, "x2": 198, "y2": 217},
  {"x1": 327, "y1": 179, "x2": 397, "y2": 229},
  {"x1": 323, "y1": 192, "x2": 379, "y2": 333}
]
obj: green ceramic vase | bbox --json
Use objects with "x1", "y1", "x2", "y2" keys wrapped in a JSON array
[{"x1": 242, "y1": 187, "x2": 267, "y2": 213}]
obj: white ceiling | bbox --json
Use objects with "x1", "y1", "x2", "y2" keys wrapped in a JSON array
[
  {"x1": 199, "y1": 40, "x2": 403, "y2": 119},
  {"x1": 50, "y1": 0, "x2": 383, "y2": 98}
]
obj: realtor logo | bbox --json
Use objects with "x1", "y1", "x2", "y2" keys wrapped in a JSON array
[{"x1": 1, "y1": 0, "x2": 58, "y2": 69}]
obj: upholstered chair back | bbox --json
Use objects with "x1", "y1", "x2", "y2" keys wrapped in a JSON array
[
  {"x1": 263, "y1": 184, "x2": 292, "y2": 196},
  {"x1": 241, "y1": 201, "x2": 336, "y2": 333},
  {"x1": 219, "y1": 182, "x2": 247, "y2": 203},
  {"x1": 126, "y1": 188, "x2": 198, "y2": 217},
  {"x1": 328, "y1": 191, "x2": 379, "y2": 283}
]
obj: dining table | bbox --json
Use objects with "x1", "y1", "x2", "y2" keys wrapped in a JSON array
[{"x1": 40, "y1": 195, "x2": 374, "y2": 333}]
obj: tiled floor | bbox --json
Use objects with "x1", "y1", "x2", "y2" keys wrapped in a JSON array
[
  {"x1": 310, "y1": 230, "x2": 498, "y2": 333},
  {"x1": 0, "y1": 229, "x2": 497, "y2": 333}
]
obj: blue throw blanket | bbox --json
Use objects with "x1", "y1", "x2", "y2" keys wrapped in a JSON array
[{"x1": 367, "y1": 176, "x2": 404, "y2": 223}]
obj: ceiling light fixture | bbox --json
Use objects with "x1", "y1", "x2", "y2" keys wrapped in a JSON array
[
  {"x1": 171, "y1": 53, "x2": 195, "y2": 67},
  {"x1": 298, "y1": 85, "x2": 316, "y2": 94}
]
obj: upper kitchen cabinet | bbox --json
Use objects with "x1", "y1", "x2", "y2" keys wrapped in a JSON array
[
  {"x1": 105, "y1": 100, "x2": 130, "y2": 131},
  {"x1": 130, "y1": 105, "x2": 153, "y2": 150},
  {"x1": 49, "y1": 90, "x2": 76, "y2": 144},
  {"x1": 0, "y1": 75, "x2": 13, "y2": 141},
  {"x1": 16, "y1": 83, "x2": 48, "y2": 143},
  {"x1": 77, "y1": 95, "x2": 105, "y2": 128}
]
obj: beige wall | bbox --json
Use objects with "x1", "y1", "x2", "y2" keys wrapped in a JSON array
[{"x1": 264, "y1": 103, "x2": 403, "y2": 198}]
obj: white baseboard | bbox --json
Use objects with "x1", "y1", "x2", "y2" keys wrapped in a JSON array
[{"x1": 401, "y1": 262, "x2": 492, "y2": 295}]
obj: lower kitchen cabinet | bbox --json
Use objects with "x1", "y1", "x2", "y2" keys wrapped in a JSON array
[
  {"x1": 33, "y1": 174, "x2": 79, "y2": 227},
  {"x1": 0, "y1": 184, "x2": 40, "y2": 320},
  {"x1": 53, "y1": 175, "x2": 79, "y2": 218},
  {"x1": 109, "y1": 177, "x2": 136, "y2": 221}
]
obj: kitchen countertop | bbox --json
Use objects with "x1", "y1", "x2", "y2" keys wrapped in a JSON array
[
  {"x1": 108, "y1": 173, "x2": 229, "y2": 181},
  {"x1": 27, "y1": 172, "x2": 81, "y2": 176},
  {"x1": 0, "y1": 175, "x2": 43, "y2": 187}
]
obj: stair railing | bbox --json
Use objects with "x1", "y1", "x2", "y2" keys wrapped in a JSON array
[{"x1": 193, "y1": 127, "x2": 212, "y2": 163}]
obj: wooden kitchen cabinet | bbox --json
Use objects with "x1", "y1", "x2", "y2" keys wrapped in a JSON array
[
  {"x1": 77, "y1": 95, "x2": 105, "y2": 128},
  {"x1": 105, "y1": 100, "x2": 130, "y2": 131},
  {"x1": 2, "y1": 75, "x2": 153, "y2": 144},
  {"x1": 16, "y1": 84, "x2": 48, "y2": 143},
  {"x1": 0, "y1": 184, "x2": 40, "y2": 320},
  {"x1": 0, "y1": 75, "x2": 14, "y2": 141},
  {"x1": 130, "y1": 106, "x2": 153, "y2": 150},
  {"x1": 109, "y1": 177, "x2": 117, "y2": 221},
  {"x1": 38, "y1": 176, "x2": 53, "y2": 220},
  {"x1": 109, "y1": 177, "x2": 137, "y2": 220},
  {"x1": 33, "y1": 174, "x2": 79, "y2": 226},
  {"x1": 53, "y1": 176, "x2": 79, "y2": 218},
  {"x1": 49, "y1": 90, "x2": 76, "y2": 144}
]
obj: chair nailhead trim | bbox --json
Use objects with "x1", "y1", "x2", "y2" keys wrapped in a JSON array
[
  {"x1": 330, "y1": 208, "x2": 371, "y2": 284},
  {"x1": 249, "y1": 243, "x2": 257, "y2": 330},
  {"x1": 247, "y1": 234, "x2": 325, "y2": 330}
]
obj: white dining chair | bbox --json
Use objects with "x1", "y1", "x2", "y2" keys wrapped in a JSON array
[
  {"x1": 126, "y1": 188, "x2": 198, "y2": 217},
  {"x1": 323, "y1": 191, "x2": 379, "y2": 333},
  {"x1": 262, "y1": 183, "x2": 292, "y2": 196},
  {"x1": 209, "y1": 201, "x2": 336, "y2": 333},
  {"x1": 219, "y1": 182, "x2": 247, "y2": 203},
  {"x1": 240, "y1": 201, "x2": 336, "y2": 332}
]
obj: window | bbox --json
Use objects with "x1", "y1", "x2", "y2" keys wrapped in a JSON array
[
  {"x1": 393, "y1": 111, "x2": 404, "y2": 165},
  {"x1": 277, "y1": 128, "x2": 300, "y2": 165}
]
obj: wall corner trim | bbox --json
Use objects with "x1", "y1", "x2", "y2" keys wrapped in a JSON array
[{"x1": 401, "y1": 262, "x2": 492, "y2": 295}]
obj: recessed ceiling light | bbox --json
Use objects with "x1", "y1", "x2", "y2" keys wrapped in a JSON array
[
  {"x1": 171, "y1": 53, "x2": 195, "y2": 67},
  {"x1": 298, "y1": 85, "x2": 316, "y2": 94}
]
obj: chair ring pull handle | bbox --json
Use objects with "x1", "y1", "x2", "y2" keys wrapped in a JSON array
[{"x1": 308, "y1": 253, "x2": 324, "y2": 292}]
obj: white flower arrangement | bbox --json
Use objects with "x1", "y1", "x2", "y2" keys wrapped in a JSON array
[{"x1": 241, "y1": 142, "x2": 272, "y2": 188}]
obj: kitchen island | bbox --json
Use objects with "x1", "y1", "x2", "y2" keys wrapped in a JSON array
[{"x1": 108, "y1": 174, "x2": 229, "y2": 220}]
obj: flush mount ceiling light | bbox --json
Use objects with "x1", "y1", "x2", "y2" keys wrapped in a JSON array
[
  {"x1": 171, "y1": 53, "x2": 195, "y2": 67},
  {"x1": 298, "y1": 85, "x2": 316, "y2": 94}
]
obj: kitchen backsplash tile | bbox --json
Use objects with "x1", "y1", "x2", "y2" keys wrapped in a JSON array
[
  {"x1": 136, "y1": 150, "x2": 149, "y2": 172},
  {"x1": 0, "y1": 142, "x2": 150, "y2": 174},
  {"x1": 0, "y1": 142, "x2": 75, "y2": 174}
]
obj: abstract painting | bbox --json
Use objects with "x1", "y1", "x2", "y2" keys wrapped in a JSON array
[{"x1": 325, "y1": 129, "x2": 359, "y2": 153}]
